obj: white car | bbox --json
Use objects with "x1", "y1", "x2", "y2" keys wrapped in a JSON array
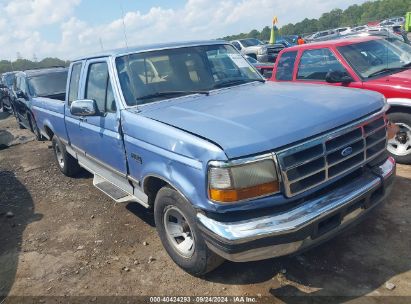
[
  {"x1": 334, "y1": 27, "x2": 352, "y2": 35},
  {"x1": 380, "y1": 17, "x2": 405, "y2": 27},
  {"x1": 351, "y1": 25, "x2": 368, "y2": 32}
]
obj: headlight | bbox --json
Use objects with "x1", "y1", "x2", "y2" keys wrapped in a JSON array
[
  {"x1": 208, "y1": 157, "x2": 280, "y2": 203},
  {"x1": 258, "y1": 48, "x2": 267, "y2": 55}
]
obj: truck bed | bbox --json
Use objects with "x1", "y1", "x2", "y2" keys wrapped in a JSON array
[{"x1": 32, "y1": 96, "x2": 67, "y2": 141}]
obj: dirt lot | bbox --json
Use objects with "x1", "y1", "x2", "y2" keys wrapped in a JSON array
[{"x1": 0, "y1": 112, "x2": 410, "y2": 303}]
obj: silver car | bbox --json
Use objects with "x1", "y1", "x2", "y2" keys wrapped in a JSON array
[{"x1": 231, "y1": 38, "x2": 284, "y2": 63}]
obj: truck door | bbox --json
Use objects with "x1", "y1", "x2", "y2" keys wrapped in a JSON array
[
  {"x1": 77, "y1": 58, "x2": 127, "y2": 174},
  {"x1": 65, "y1": 62, "x2": 84, "y2": 146}
]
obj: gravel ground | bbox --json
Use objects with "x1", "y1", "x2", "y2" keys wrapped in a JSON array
[{"x1": 0, "y1": 113, "x2": 410, "y2": 303}]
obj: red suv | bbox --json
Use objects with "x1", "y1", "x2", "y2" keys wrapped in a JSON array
[{"x1": 270, "y1": 36, "x2": 411, "y2": 164}]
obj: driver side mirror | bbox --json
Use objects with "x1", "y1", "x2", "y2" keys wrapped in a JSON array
[
  {"x1": 326, "y1": 70, "x2": 353, "y2": 84},
  {"x1": 15, "y1": 89, "x2": 28, "y2": 100},
  {"x1": 70, "y1": 99, "x2": 98, "y2": 116}
]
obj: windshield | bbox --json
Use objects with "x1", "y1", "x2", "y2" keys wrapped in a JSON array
[
  {"x1": 116, "y1": 44, "x2": 262, "y2": 105},
  {"x1": 28, "y1": 71, "x2": 68, "y2": 97},
  {"x1": 2, "y1": 74, "x2": 15, "y2": 88},
  {"x1": 238, "y1": 39, "x2": 264, "y2": 47},
  {"x1": 337, "y1": 39, "x2": 411, "y2": 79}
]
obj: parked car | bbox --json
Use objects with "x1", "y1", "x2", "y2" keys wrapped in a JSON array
[
  {"x1": 380, "y1": 17, "x2": 405, "y2": 27},
  {"x1": 0, "y1": 71, "x2": 17, "y2": 113},
  {"x1": 351, "y1": 25, "x2": 369, "y2": 32},
  {"x1": 270, "y1": 36, "x2": 411, "y2": 164},
  {"x1": 275, "y1": 37, "x2": 292, "y2": 48},
  {"x1": 32, "y1": 40, "x2": 395, "y2": 275},
  {"x1": 231, "y1": 38, "x2": 284, "y2": 62},
  {"x1": 245, "y1": 55, "x2": 274, "y2": 78},
  {"x1": 12, "y1": 67, "x2": 68, "y2": 139},
  {"x1": 282, "y1": 35, "x2": 299, "y2": 45},
  {"x1": 343, "y1": 27, "x2": 409, "y2": 44},
  {"x1": 308, "y1": 30, "x2": 340, "y2": 42},
  {"x1": 334, "y1": 27, "x2": 352, "y2": 35}
]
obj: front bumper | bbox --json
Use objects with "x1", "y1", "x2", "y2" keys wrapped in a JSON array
[{"x1": 197, "y1": 157, "x2": 396, "y2": 262}]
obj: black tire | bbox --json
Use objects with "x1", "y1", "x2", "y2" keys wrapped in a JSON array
[
  {"x1": 387, "y1": 112, "x2": 411, "y2": 165},
  {"x1": 52, "y1": 136, "x2": 81, "y2": 177},
  {"x1": 28, "y1": 113, "x2": 44, "y2": 141},
  {"x1": 154, "y1": 187, "x2": 223, "y2": 276}
]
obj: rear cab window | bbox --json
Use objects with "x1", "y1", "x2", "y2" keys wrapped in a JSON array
[
  {"x1": 275, "y1": 51, "x2": 297, "y2": 81},
  {"x1": 297, "y1": 48, "x2": 349, "y2": 81},
  {"x1": 28, "y1": 71, "x2": 68, "y2": 98}
]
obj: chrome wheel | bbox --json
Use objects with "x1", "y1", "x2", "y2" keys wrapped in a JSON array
[
  {"x1": 55, "y1": 144, "x2": 65, "y2": 169},
  {"x1": 388, "y1": 123, "x2": 411, "y2": 157},
  {"x1": 163, "y1": 206, "x2": 195, "y2": 258}
]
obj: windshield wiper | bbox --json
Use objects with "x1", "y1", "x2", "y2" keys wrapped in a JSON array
[
  {"x1": 368, "y1": 62, "x2": 411, "y2": 78},
  {"x1": 212, "y1": 78, "x2": 265, "y2": 89},
  {"x1": 137, "y1": 90, "x2": 210, "y2": 101},
  {"x1": 367, "y1": 67, "x2": 404, "y2": 78}
]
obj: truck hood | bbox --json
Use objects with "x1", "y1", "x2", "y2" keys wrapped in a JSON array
[
  {"x1": 140, "y1": 82, "x2": 384, "y2": 159},
  {"x1": 363, "y1": 69, "x2": 411, "y2": 98},
  {"x1": 366, "y1": 69, "x2": 411, "y2": 87}
]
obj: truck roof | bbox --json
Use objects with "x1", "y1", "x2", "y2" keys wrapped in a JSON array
[
  {"x1": 19, "y1": 67, "x2": 68, "y2": 77},
  {"x1": 284, "y1": 36, "x2": 383, "y2": 52},
  {"x1": 73, "y1": 40, "x2": 228, "y2": 61}
]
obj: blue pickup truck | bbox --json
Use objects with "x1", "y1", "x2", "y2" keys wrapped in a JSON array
[{"x1": 32, "y1": 40, "x2": 396, "y2": 275}]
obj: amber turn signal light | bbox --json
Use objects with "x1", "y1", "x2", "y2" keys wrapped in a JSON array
[{"x1": 209, "y1": 181, "x2": 280, "y2": 203}]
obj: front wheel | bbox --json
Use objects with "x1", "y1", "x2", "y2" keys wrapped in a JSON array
[
  {"x1": 52, "y1": 136, "x2": 81, "y2": 177},
  {"x1": 387, "y1": 112, "x2": 411, "y2": 164},
  {"x1": 154, "y1": 187, "x2": 223, "y2": 276}
]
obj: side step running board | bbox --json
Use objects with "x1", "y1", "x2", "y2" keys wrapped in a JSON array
[{"x1": 93, "y1": 175, "x2": 149, "y2": 207}]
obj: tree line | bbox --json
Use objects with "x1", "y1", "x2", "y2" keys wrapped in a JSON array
[
  {"x1": 0, "y1": 58, "x2": 69, "y2": 74},
  {"x1": 1, "y1": 0, "x2": 410, "y2": 73},
  {"x1": 221, "y1": 0, "x2": 411, "y2": 41}
]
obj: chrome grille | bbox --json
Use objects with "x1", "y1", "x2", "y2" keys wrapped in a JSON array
[
  {"x1": 278, "y1": 114, "x2": 387, "y2": 197},
  {"x1": 267, "y1": 47, "x2": 284, "y2": 56}
]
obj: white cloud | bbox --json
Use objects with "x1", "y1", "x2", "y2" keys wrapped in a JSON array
[{"x1": 0, "y1": 0, "x2": 366, "y2": 61}]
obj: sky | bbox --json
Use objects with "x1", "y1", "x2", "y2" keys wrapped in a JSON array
[{"x1": 0, "y1": 0, "x2": 368, "y2": 61}]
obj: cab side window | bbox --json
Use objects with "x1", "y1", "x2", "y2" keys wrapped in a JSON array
[
  {"x1": 85, "y1": 62, "x2": 116, "y2": 114},
  {"x1": 297, "y1": 48, "x2": 349, "y2": 81},
  {"x1": 275, "y1": 51, "x2": 297, "y2": 81},
  {"x1": 68, "y1": 63, "x2": 82, "y2": 105}
]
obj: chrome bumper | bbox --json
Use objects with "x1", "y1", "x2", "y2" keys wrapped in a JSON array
[{"x1": 197, "y1": 157, "x2": 396, "y2": 262}]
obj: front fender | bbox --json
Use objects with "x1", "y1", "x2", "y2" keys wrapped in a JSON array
[{"x1": 387, "y1": 98, "x2": 411, "y2": 108}]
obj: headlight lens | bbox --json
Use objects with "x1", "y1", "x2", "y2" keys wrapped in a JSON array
[
  {"x1": 208, "y1": 158, "x2": 279, "y2": 203},
  {"x1": 258, "y1": 48, "x2": 268, "y2": 55}
]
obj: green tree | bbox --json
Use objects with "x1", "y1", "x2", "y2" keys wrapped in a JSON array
[{"x1": 221, "y1": 0, "x2": 411, "y2": 41}]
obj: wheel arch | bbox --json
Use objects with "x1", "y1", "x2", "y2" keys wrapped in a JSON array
[
  {"x1": 43, "y1": 123, "x2": 55, "y2": 140},
  {"x1": 142, "y1": 174, "x2": 192, "y2": 208},
  {"x1": 388, "y1": 105, "x2": 411, "y2": 115}
]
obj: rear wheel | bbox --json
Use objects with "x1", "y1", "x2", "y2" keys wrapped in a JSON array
[
  {"x1": 387, "y1": 112, "x2": 411, "y2": 164},
  {"x1": 154, "y1": 187, "x2": 223, "y2": 276},
  {"x1": 28, "y1": 113, "x2": 44, "y2": 141},
  {"x1": 52, "y1": 136, "x2": 81, "y2": 177}
]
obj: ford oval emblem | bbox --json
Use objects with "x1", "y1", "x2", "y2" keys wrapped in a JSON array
[{"x1": 341, "y1": 146, "x2": 353, "y2": 157}]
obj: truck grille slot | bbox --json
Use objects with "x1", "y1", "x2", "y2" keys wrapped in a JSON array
[
  {"x1": 329, "y1": 153, "x2": 364, "y2": 178},
  {"x1": 278, "y1": 115, "x2": 387, "y2": 197}
]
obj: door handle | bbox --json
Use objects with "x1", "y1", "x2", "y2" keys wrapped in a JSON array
[{"x1": 79, "y1": 117, "x2": 87, "y2": 122}]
